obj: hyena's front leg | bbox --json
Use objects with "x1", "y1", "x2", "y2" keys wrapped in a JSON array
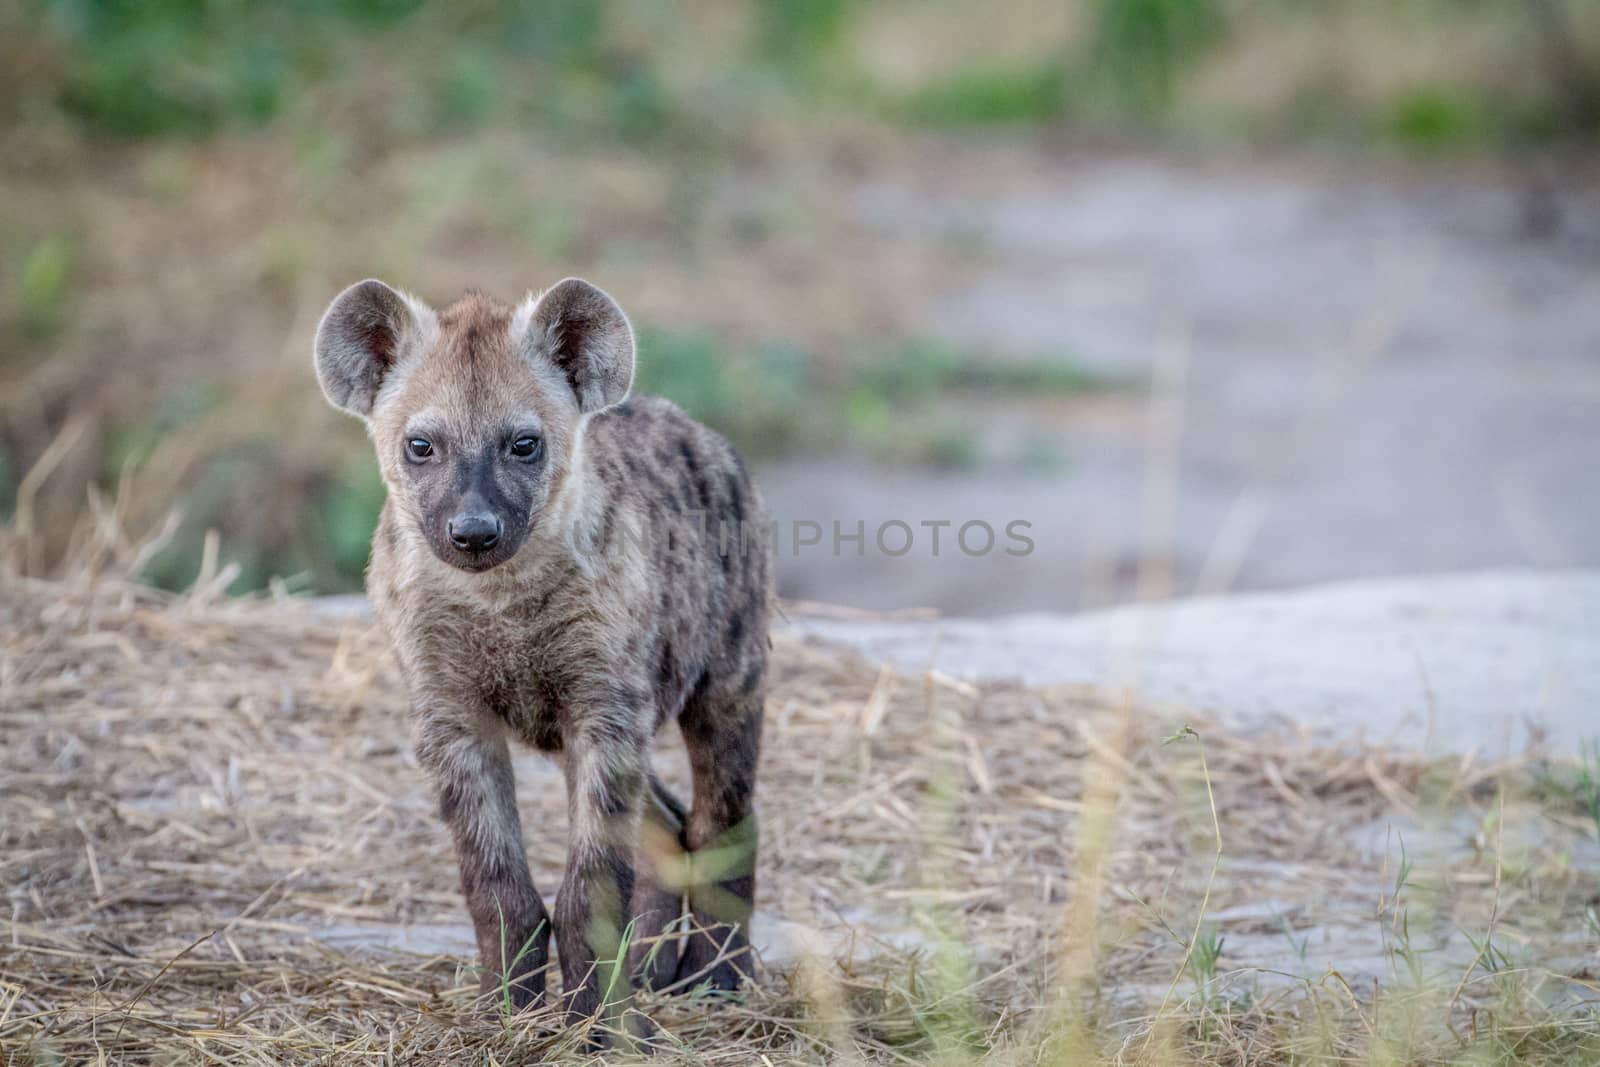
[
  {"x1": 415, "y1": 712, "x2": 550, "y2": 1011},
  {"x1": 555, "y1": 715, "x2": 650, "y2": 1037}
]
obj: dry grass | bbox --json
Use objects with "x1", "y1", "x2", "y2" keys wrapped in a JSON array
[{"x1": 2, "y1": 512, "x2": 1598, "y2": 1064}]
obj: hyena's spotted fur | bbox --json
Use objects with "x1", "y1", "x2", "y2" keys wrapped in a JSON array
[{"x1": 314, "y1": 279, "x2": 770, "y2": 1041}]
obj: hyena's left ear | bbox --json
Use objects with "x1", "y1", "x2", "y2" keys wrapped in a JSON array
[
  {"x1": 314, "y1": 279, "x2": 436, "y2": 419},
  {"x1": 515, "y1": 278, "x2": 635, "y2": 414}
]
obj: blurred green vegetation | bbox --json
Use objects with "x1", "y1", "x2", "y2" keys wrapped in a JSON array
[
  {"x1": 15, "y1": 234, "x2": 75, "y2": 338},
  {"x1": 1088, "y1": 0, "x2": 1222, "y2": 118},
  {"x1": 2, "y1": 0, "x2": 1596, "y2": 595},
  {"x1": 635, "y1": 330, "x2": 1102, "y2": 471},
  {"x1": 901, "y1": 63, "x2": 1070, "y2": 127},
  {"x1": 36, "y1": 0, "x2": 667, "y2": 140},
  {"x1": 19, "y1": 0, "x2": 1597, "y2": 145}
]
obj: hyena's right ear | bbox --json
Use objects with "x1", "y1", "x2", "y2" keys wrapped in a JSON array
[{"x1": 313, "y1": 280, "x2": 436, "y2": 418}]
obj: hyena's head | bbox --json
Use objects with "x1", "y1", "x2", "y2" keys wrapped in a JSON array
[{"x1": 313, "y1": 278, "x2": 634, "y2": 573}]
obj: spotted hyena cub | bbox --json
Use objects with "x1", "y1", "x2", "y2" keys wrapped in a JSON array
[{"x1": 313, "y1": 277, "x2": 770, "y2": 1039}]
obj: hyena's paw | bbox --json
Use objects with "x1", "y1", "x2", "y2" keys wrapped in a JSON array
[
  {"x1": 583, "y1": 1006, "x2": 661, "y2": 1053},
  {"x1": 562, "y1": 982, "x2": 661, "y2": 1054},
  {"x1": 673, "y1": 919, "x2": 756, "y2": 995},
  {"x1": 629, "y1": 890, "x2": 686, "y2": 992},
  {"x1": 631, "y1": 930, "x2": 685, "y2": 993},
  {"x1": 479, "y1": 963, "x2": 546, "y2": 1016}
]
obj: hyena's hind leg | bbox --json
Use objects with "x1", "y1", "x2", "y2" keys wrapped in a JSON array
[
  {"x1": 673, "y1": 671, "x2": 763, "y2": 992},
  {"x1": 628, "y1": 771, "x2": 689, "y2": 990}
]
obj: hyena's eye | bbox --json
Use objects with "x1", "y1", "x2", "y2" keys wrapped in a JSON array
[
  {"x1": 509, "y1": 435, "x2": 543, "y2": 461},
  {"x1": 406, "y1": 437, "x2": 434, "y2": 461}
]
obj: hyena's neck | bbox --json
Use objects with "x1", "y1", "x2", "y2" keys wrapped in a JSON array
[{"x1": 539, "y1": 419, "x2": 611, "y2": 570}]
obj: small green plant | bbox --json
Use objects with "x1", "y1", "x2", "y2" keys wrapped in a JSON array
[
  {"x1": 1388, "y1": 87, "x2": 1483, "y2": 150},
  {"x1": 1276, "y1": 910, "x2": 1309, "y2": 972},
  {"x1": 900, "y1": 63, "x2": 1068, "y2": 127},
  {"x1": 1392, "y1": 833, "x2": 1414, "y2": 901},
  {"x1": 853, "y1": 340, "x2": 1105, "y2": 403},
  {"x1": 1153, "y1": 726, "x2": 1225, "y2": 1037},
  {"x1": 1187, "y1": 922, "x2": 1223, "y2": 1000},
  {"x1": 756, "y1": 0, "x2": 852, "y2": 61},
  {"x1": 598, "y1": 915, "x2": 637, "y2": 1021},
  {"x1": 495, "y1": 906, "x2": 548, "y2": 1022},
  {"x1": 1390, "y1": 906, "x2": 1428, "y2": 990},
  {"x1": 1089, "y1": 0, "x2": 1224, "y2": 117},
  {"x1": 1461, "y1": 927, "x2": 1512, "y2": 976},
  {"x1": 15, "y1": 234, "x2": 73, "y2": 337},
  {"x1": 1578, "y1": 740, "x2": 1600, "y2": 841}
]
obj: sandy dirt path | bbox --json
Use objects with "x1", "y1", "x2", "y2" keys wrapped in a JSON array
[{"x1": 763, "y1": 153, "x2": 1600, "y2": 615}]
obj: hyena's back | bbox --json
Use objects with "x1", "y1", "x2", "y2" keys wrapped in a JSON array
[{"x1": 584, "y1": 395, "x2": 771, "y2": 733}]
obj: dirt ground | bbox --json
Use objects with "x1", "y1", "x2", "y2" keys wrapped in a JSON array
[{"x1": 3, "y1": 568, "x2": 1596, "y2": 1063}]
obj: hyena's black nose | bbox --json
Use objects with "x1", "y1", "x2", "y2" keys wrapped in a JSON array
[{"x1": 448, "y1": 513, "x2": 501, "y2": 553}]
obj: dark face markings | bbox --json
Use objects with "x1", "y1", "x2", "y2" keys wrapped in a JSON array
[{"x1": 407, "y1": 427, "x2": 551, "y2": 572}]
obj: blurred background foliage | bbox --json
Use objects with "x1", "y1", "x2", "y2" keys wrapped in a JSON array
[
  {"x1": 1, "y1": 0, "x2": 1595, "y2": 593},
  {"x1": 16, "y1": 0, "x2": 1590, "y2": 144}
]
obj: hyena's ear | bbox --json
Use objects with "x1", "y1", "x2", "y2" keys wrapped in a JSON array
[
  {"x1": 313, "y1": 279, "x2": 435, "y2": 418},
  {"x1": 515, "y1": 278, "x2": 635, "y2": 414}
]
